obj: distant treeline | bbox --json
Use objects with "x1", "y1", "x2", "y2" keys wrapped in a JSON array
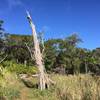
[{"x1": 0, "y1": 20, "x2": 100, "y2": 75}]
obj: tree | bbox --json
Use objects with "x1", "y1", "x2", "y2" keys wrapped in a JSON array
[
  {"x1": 0, "y1": 20, "x2": 8, "y2": 63},
  {"x1": 54, "y1": 34, "x2": 82, "y2": 74},
  {"x1": 44, "y1": 39, "x2": 61, "y2": 71},
  {"x1": 6, "y1": 34, "x2": 33, "y2": 65},
  {"x1": 26, "y1": 11, "x2": 54, "y2": 90}
]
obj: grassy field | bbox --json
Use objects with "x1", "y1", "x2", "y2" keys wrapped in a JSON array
[{"x1": 0, "y1": 69, "x2": 100, "y2": 100}]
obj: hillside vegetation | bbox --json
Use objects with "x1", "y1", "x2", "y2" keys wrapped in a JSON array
[
  {"x1": 0, "y1": 63, "x2": 100, "y2": 100},
  {"x1": 0, "y1": 19, "x2": 100, "y2": 100}
]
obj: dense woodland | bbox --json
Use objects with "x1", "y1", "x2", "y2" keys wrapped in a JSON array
[{"x1": 0, "y1": 20, "x2": 100, "y2": 75}]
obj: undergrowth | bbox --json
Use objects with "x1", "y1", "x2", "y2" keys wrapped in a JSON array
[{"x1": 0, "y1": 62, "x2": 100, "y2": 100}]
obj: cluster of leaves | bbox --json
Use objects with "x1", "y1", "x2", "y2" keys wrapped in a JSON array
[
  {"x1": 1, "y1": 61, "x2": 38, "y2": 75},
  {"x1": 6, "y1": 34, "x2": 34, "y2": 64}
]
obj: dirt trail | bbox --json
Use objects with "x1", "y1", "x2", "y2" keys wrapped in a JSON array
[{"x1": 19, "y1": 86, "x2": 30, "y2": 100}]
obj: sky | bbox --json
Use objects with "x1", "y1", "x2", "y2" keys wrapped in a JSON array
[{"x1": 0, "y1": 0, "x2": 100, "y2": 49}]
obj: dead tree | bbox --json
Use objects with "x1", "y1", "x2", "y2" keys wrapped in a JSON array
[{"x1": 26, "y1": 11, "x2": 54, "y2": 90}]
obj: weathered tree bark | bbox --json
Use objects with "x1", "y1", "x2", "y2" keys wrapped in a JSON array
[
  {"x1": 26, "y1": 11, "x2": 49, "y2": 90},
  {"x1": 85, "y1": 61, "x2": 88, "y2": 74}
]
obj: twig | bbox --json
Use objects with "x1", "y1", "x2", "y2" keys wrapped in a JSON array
[
  {"x1": 0, "y1": 55, "x2": 7, "y2": 63},
  {"x1": 25, "y1": 42, "x2": 35, "y2": 60}
]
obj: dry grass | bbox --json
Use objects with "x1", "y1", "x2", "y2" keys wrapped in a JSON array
[
  {"x1": 53, "y1": 74, "x2": 100, "y2": 100},
  {"x1": 0, "y1": 70, "x2": 100, "y2": 100}
]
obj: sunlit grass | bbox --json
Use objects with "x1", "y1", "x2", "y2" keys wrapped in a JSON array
[{"x1": 0, "y1": 67, "x2": 100, "y2": 100}]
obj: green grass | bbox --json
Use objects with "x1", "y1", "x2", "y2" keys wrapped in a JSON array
[
  {"x1": 1, "y1": 61, "x2": 38, "y2": 75},
  {"x1": 0, "y1": 69, "x2": 21, "y2": 100},
  {"x1": 0, "y1": 66, "x2": 100, "y2": 100}
]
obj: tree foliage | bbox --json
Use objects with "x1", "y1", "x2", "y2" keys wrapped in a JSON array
[
  {"x1": 0, "y1": 20, "x2": 100, "y2": 75},
  {"x1": 0, "y1": 20, "x2": 9, "y2": 62}
]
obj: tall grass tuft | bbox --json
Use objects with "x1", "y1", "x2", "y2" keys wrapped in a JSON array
[{"x1": 53, "y1": 74, "x2": 100, "y2": 100}]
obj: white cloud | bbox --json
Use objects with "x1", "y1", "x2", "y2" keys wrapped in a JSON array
[
  {"x1": 0, "y1": 0, "x2": 24, "y2": 15},
  {"x1": 7, "y1": 0, "x2": 23, "y2": 9},
  {"x1": 42, "y1": 26, "x2": 50, "y2": 32}
]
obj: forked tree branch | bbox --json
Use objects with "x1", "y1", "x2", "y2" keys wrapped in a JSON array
[
  {"x1": 0, "y1": 55, "x2": 7, "y2": 63},
  {"x1": 25, "y1": 42, "x2": 35, "y2": 61}
]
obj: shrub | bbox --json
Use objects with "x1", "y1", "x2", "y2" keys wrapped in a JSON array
[
  {"x1": 1, "y1": 61, "x2": 38, "y2": 75},
  {"x1": 0, "y1": 86, "x2": 20, "y2": 100},
  {"x1": 0, "y1": 70, "x2": 21, "y2": 100}
]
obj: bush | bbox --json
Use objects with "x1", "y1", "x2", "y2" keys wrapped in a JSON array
[
  {"x1": 0, "y1": 70, "x2": 21, "y2": 100},
  {"x1": 0, "y1": 86, "x2": 20, "y2": 100},
  {"x1": 1, "y1": 61, "x2": 38, "y2": 75}
]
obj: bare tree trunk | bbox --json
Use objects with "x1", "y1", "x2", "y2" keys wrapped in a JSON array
[
  {"x1": 85, "y1": 62, "x2": 88, "y2": 74},
  {"x1": 26, "y1": 11, "x2": 47, "y2": 90}
]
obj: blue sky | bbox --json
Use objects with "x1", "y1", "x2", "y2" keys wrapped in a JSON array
[{"x1": 0, "y1": 0, "x2": 100, "y2": 49}]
